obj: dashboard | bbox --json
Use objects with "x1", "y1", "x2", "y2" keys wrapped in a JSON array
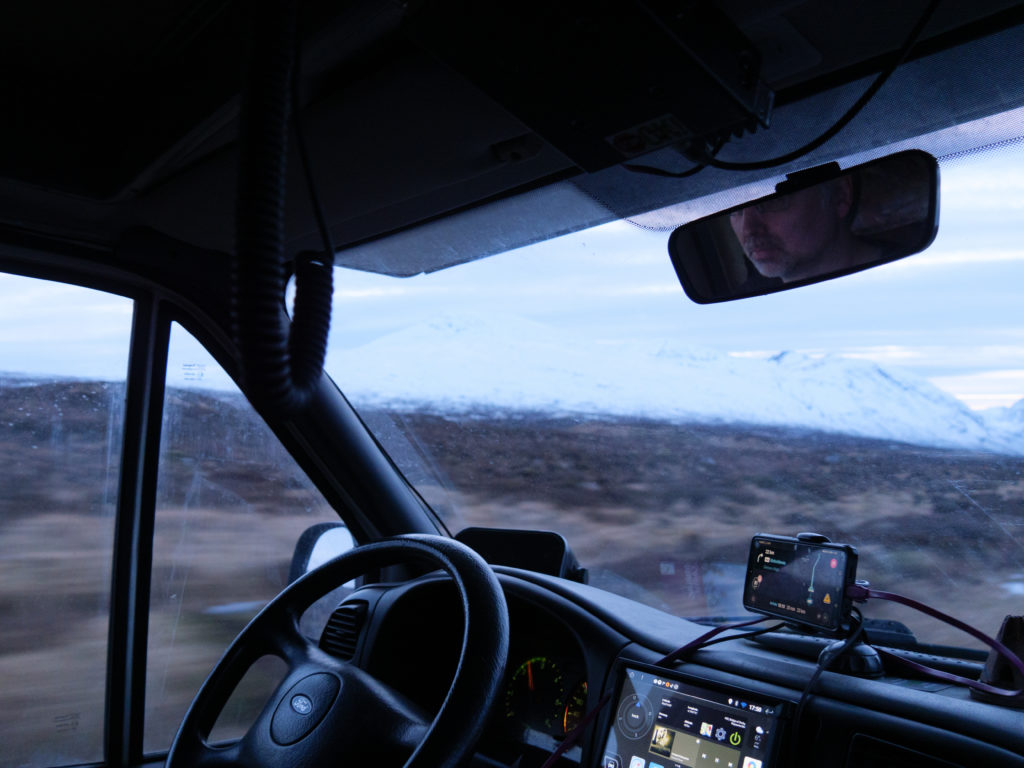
[{"x1": 315, "y1": 568, "x2": 1024, "y2": 768}]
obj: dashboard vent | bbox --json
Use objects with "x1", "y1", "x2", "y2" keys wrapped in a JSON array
[{"x1": 319, "y1": 601, "x2": 368, "y2": 661}]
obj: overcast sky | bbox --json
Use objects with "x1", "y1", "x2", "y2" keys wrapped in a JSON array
[{"x1": 2, "y1": 139, "x2": 1022, "y2": 412}]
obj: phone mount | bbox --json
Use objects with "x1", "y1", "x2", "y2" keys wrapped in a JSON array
[
  {"x1": 796, "y1": 534, "x2": 883, "y2": 676},
  {"x1": 817, "y1": 606, "x2": 884, "y2": 678}
]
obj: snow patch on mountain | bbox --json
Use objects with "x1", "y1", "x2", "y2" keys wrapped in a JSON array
[{"x1": 333, "y1": 312, "x2": 1024, "y2": 455}]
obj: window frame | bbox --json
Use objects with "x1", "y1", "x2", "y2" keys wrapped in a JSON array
[
  {"x1": 0, "y1": 230, "x2": 438, "y2": 766},
  {"x1": 0, "y1": 247, "x2": 157, "y2": 768},
  {"x1": 105, "y1": 293, "x2": 170, "y2": 766},
  {"x1": 0, "y1": 252, "x2": 216, "y2": 766}
]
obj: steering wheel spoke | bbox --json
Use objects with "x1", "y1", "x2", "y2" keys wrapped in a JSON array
[
  {"x1": 262, "y1": 615, "x2": 318, "y2": 669},
  {"x1": 167, "y1": 535, "x2": 509, "y2": 768},
  {"x1": 165, "y1": 731, "x2": 244, "y2": 768}
]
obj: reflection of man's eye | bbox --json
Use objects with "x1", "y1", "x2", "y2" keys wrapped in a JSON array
[
  {"x1": 758, "y1": 197, "x2": 792, "y2": 213},
  {"x1": 732, "y1": 196, "x2": 793, "y2": 218}
]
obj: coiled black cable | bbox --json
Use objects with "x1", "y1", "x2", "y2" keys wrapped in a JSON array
[{"x1": 233, "y1": 0, "x2": 332, "y2": 415}]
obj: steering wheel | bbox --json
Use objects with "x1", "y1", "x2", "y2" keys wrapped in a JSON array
[{"x1": 166, "y1": 534, "x2": 509, "y2": 768}]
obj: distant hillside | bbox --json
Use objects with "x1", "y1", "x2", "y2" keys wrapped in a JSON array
[
  {"x1": 3, "y1": 379, "x2": 1021, "y2": 527},
  {"x1": 333, "y1": 312, "x2": 1024, "y2": 456},
  {"x1": 0, "y1": 379, "x2": 125, "y2": 517},
  {"x1": 0, "y1": 379, "x2": 318, "y2": 521}
]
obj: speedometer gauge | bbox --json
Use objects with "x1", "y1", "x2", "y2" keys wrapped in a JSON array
[
  {"x1": 563, "y1": 680, "x2": 588, "y2": 733},
  {"x1": 503, "y1": 656, "x2": 567, "y2": 734}
]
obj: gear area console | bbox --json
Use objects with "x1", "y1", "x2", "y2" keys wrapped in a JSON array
[{"x1": 598, "y1": 665, "x2": 789, "y2": 768}]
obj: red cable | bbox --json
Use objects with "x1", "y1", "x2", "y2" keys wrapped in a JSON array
[{"x1": 846, "y1": 583, "x2": 1024, "y2": 697}]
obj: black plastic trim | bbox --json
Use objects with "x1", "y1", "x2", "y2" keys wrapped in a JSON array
[{"x1": 105, "y1": 295, "x2": 171, "y2": 766}]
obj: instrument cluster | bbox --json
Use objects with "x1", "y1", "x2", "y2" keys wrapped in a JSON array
[{"x1": 362, "y1": 579, "x2": 591, "y2": 766}]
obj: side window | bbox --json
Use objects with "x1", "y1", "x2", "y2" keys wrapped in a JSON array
[
  {"x1": 144, "y1": 323, "x2": 342, "y2": 751},
  {"x1": 0, "y1": 274, "x2": 132, "y2": 767}
]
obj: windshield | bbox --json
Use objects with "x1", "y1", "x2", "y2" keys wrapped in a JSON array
[{"x1": 324, "y1": 130, "x2": 1024, "y2": 650}]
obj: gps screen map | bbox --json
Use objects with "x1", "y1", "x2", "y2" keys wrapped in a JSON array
[
  {"x1": 599, "y1": 666, "x2": 785, "y2": 768},
  {"x1": 742, "y1": 535, "x2": 857, "y2": 633}
]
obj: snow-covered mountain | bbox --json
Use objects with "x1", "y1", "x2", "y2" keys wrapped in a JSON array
[
  {"x1": 983, "y1": 399, "x2": 1024, "y2": 434},
  {"x1": 333, "y1": 313, "x2": 1024, "y2": 456}
]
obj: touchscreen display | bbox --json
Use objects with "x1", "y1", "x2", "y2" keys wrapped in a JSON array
[
  {"x1": 599, "y1": 666, "x2": 785, "y2": 768},
  {"x1": 742, "y1": 535, "x2": 856, "y2": 633}
]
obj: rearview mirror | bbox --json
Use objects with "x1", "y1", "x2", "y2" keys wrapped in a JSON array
[{"x1": 668, "y1": 150, "x2": 939, "y2": 303}]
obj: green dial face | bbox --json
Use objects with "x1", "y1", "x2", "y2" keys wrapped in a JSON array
[
  {"x1": 503, "y1": 656, "x2": 567, "y2": 735},
  {"x1": 562, "y1": 680, "x2": 588, "y2": 734}
]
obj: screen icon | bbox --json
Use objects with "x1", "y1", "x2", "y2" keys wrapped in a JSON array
[
  {"x1": 629, "y1": 758, "x2": 646, "y2": 768},
  {"x1": 699, "y1": 722, "x2": 713, "y2": 737},
  {"x1": 742, "y1": 758, "x2": 763, "y2": 768}
]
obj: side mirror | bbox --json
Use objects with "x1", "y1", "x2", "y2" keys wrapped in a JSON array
[
  {"x1": 289, "y1": 522, "x2": 356, "y2": 583},
  {"x1": 668, "y1": 149, "x2": 939, "y2": 303}
]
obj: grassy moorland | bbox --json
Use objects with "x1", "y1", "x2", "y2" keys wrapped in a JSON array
[
  {"x1": 1, "y1": 382, "x2": 1022, "y2": 762},
  {"x1": 375, "y1": 411, "x2": 1024, "y2": 642},
  {"x1": 0, "y1": 381, "x2": 333, "y2": 761}
]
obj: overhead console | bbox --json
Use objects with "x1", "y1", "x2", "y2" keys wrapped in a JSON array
[
  {"x1": 407, "y1": 0, "x2": 773, "y2": 173},
  {"x1": 599, "y1": 663, "x2": 789, "y2": 768}
]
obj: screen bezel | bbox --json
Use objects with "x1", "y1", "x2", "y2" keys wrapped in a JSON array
[{"x1": 742, "y1": 534, "x2": 859, "y2": 635}]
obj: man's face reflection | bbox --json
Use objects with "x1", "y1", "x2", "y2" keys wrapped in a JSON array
[{"x1": 729, "y1": 179, "x2": 853, "y2": 283}]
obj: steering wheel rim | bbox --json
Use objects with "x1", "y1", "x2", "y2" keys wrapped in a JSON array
[{"x1": 166, "y1": 534, "x2": 509, "y2": 768}]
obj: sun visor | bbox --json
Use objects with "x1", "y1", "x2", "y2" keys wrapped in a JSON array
[{"x1": 333, "y1": 181, "x2": 613, "y2": 277}]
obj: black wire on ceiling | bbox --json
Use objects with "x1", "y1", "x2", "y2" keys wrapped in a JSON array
[
  {"x1": 623, "y1": 0, "x2": 943, "y2": 180},
  {"x1": 621, "y1": 136, "x2": 728, "y2": 179},
  {"x1": 622, "y1": 158, "x2": 710, "y2": 179},
  {"x1": 707, "y1": 0, "x2": 943, "y2": 173}
]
